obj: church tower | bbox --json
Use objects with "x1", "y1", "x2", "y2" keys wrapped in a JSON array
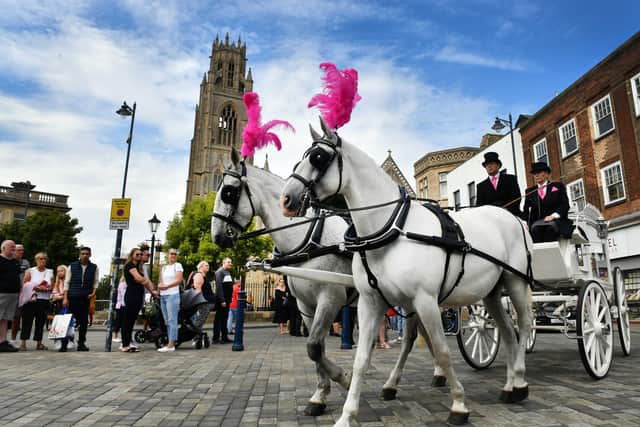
[{"x1": 186, "y1": 33, "x2": 254, "y2": 202}]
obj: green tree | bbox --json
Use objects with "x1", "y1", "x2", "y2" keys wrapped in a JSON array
[
  {"x1": 0, "y1": 210, "x2": 83, "y2": 268},
  {"x1": 165, "y1": 193, "x2": 273, "y2": 278}
]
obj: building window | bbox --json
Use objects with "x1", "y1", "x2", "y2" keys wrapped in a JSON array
[
  {"x1": 591, "y1": 94, "x2": 615, "y2": 138},
  {"x1": 420, "y1": 178, "x2": 428, "y2": 199},
  {"x1": 631, "y1": 73, "x2": 640, "y2": 117},
  {"x1": 533, "y1": 139, "x2": 548, "y2": 164},
  {"x1": 600, "y1": 161, "x2": 625, "y2": 205},
  {"x1": 559, "y1": 119, "x2": 579, "y2": 158},
  {"x1": 453, "y1": 190, "x2": 461, "y2": 210},
  {"x1": 227, "y1": 62, "x2": 235, "y2": 88},
  {"x1": 567, "y1": 179, "x2": 586, "y2": 212},
  {"x1": 213, "y1": 172, "x2": 223, "y2": 192},
  {"x1": 468, "y1": 181, "x2": 476, "y2": 206},
  {"x1": 439, "y1": 172, "x2": 447, "y2": 199},
  {"x1": 217, "y1": 105, "x2": 237, "y2": 147}
]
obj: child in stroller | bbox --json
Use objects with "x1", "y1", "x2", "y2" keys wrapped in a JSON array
[{"x1": 154, "y1": 288, "x2": 212, "y2": 349}]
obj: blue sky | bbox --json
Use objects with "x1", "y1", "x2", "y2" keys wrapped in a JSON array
[{"x1": 0, "y1": 0, "x2": 638, "y2": 272}]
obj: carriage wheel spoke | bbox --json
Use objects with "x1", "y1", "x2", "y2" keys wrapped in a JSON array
[
  {"x1": 585, "y1": 331, "x2": 595, "y2": 354},
  {"x1": 594, "y1": 338, "x2": 601, "y2": 369},
  {"x1": 598, "y1": 305, "x2": 608, "y2": 322},
  {"x1": 464, "y1": 329, "x2": 478, "y2": 347},
  {"x1": 471, "y1": 333, "x2": 480, "y2": 359}
]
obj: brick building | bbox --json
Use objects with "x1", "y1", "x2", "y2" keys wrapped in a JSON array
[{"x1": 519, "y1": 31, "x2": 640, "y2": 292}]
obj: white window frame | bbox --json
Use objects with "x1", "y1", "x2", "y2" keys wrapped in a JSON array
[
  {"x1": 453, "y1": 190, "x2": 461, "y2": 210},
  {"x1": 631, "y1": 72, "x2": 640, "y2": 117},
  {"x1": 567, "y1": 178, "x2": 586, "y2": 212},
  {"x1": 468, "y1": 181, "x2": 476, "y2": 206},
  {"x1": 439, "y1": 172, "x2": 448, "y2": 199},
  {"x1": 559, "y1": 118, "x2": 579, "y2": 158},
  {"x1": 532, "y1": 138, "x2": 548, "y2": 164},
  {"x1": 600, "y1": 161, "x2": 626, "y2": 206},
  {"x1": 591, "y1": 94, "x2": 615, "y2": 139}
]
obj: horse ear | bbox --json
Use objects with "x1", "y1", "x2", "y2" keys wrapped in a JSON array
[
  {"x1": 231, "y1": 146, "x2": 241, "y2": 167},
  {"x1": 309, "y1": 124, "x2": 321, "y2": 141},
  {"x1": 318, "y1": 116, "x2": 338, "y2": 143}
]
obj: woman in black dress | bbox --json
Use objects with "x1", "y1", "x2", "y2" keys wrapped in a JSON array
[
  {"x1": 273, "y1": 278, "x2": 289, "y2": 334},
  {"x1": 120, "y1": 247, "x2": 157, "y2": 353}
]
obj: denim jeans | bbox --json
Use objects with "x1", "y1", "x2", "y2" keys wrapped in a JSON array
[
  {"x1": 227, "y1": 308, "x2": 238, "y2": 333},
  {"x1": 160, "y1": 293, "x2": 180, "y2": 343},
  {"x1": 390, "y1": 307, "x2": 404, "y2": 337}
]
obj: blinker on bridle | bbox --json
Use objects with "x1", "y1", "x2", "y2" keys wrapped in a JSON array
[
  {"x1": 288, "y1": 136, "x2": 343, "y2": 215},
  {"x1": 212, "y1": 160, "x2": 256, "y2": 237}
]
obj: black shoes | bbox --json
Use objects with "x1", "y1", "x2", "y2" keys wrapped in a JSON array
[
  {"x1": 77, "y1": 344, "x2": 90, "y2": 352},
  {"x1": 219, "y1": 339, "x2": 232, "y2": 344},
  {"x1": 0, "y1": 341, "x2": 19, "y2": 352}
]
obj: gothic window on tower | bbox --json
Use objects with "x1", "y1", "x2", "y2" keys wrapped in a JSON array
[
  {"x1": 218, "y1": 105, "x2": 237, "y2": 146},
  {"x1": 227, "y1": 63, "x2": 235, "y2": 88},
  {"x1": 212, "y1": 172, "x2": 223, "y2": 192},
  {"x1": 215, "y1": 61, "x2": 223, "y2": 87}
]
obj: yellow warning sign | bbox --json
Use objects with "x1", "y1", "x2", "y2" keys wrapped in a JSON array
[{"x1": 110, "y1": 198, "x2": 131, "y2": 230}]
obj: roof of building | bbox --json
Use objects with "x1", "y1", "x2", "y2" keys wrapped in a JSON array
[{"x1": 380, "y1": 150, "x2": 416, "y2": 197}]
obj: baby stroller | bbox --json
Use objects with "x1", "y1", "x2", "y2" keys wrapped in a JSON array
[
  {"x1": 134, "y1": 298, "x2": 165, "y2": 344},
  {"x1": 154, "y1": 289, "x2": 212, "y2": 349}
]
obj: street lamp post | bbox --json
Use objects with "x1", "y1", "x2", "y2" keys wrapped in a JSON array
[
  {"x1": 491, "y1": 113, "x2": 518, "y2": 182},
  {"x1": 105, "y1": 101, "x2": 136, "y2": 352},
  {"x1": 148, "y1": 214, "x2": 161, "y2": 279}
]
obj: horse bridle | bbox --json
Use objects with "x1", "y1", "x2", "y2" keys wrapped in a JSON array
[
  {"x1": 212, "y1": 160, "x2": 257, "y2": 237},
  {"x1": 288, "y1": 136, "x2": 343, "y2": 214}
]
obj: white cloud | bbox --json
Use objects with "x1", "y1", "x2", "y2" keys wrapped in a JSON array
[{"x1": 434, "y1": 45, "x2": 527, "y2": 71}]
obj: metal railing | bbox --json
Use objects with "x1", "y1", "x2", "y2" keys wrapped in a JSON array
[{"x1": 244, "y1": 271, "x2": 281, "y2": 311}]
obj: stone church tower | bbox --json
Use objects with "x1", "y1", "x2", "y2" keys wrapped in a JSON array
[{"x1": 185, "y1": 33, "x2": 254, "y2": 202}]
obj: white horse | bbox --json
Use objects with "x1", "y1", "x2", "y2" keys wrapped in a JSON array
[
  {"x1": 211, "y1": 149, "x2": 447, "y2": 414},
  {"x1": 280, "y1": 119, "x2": 533, "y2": 426}
]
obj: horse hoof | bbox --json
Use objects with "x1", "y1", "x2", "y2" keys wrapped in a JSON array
[
  {"x1": 447, "y1": 411, "x2": 470, "y2": 425},
  {"x1": 380, "y1": 388, "x2": 397, "y2": 400},
  {"x1": 303, "y1": 402, "x2": 326, "y2": 416},
  {"x1": 431, "y1": 375, "x2": 447, "y2": 387},
  {"x1": 498, "y1": 389, "x2": 511, "y2": 402},
  {"x1": 506, "y1": 386, "x2": 528, "y2": 403}
]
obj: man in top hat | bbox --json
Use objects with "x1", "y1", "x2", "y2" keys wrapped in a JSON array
[
  {"x1": 521, "y1": 162, "x2": 572, "y2": 243},
  {"x1": 475, "y1": 152, "x2": 522, "y2": 216}
]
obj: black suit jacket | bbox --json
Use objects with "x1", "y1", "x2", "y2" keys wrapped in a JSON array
[
  {"x1": 521, "y1": 182, "x2": 573, "y2": 237},
  {"x1": 475, "y1": 173, "x2": 521, "y2": 216}
]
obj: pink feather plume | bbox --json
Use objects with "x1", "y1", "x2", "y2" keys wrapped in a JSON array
[
  {"x1": 307, "y1": 62, "x2": 361, "y2": 129},
  {"x1": 241, "y1": 92, "x2": 295, "y2": 158}
]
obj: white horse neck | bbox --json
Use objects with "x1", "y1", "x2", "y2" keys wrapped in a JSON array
[
  {"x1": 246, "y1": 165, "x2": 316, "y2": 253},
  {"x1": 340, "y1": 141, "x2": 406, "y2": 237}
]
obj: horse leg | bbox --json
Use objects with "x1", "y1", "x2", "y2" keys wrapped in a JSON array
[
  {"x1": 414, "y1": 295, "x2": 469, "y2": 425},
  {"x1": 418, "y1": 319, "x2": 447, "y2": 387},
  {"x1": 335, "y1": 294, "x2": 384, "y2": 427},
  {"x1": 303, "y1": 300, "x2": 351, "y2": 416},
  {"x1": 502, "y1": 276, "x2": 531, "y2": 402},
  {"x1": 381, "y1": 314, "x2": 417, "y2": 400},
  {"x1": 482, "y1": 283, "x2": 519, "y2": 402}
]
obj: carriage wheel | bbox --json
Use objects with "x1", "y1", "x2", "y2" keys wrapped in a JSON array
[
  {"x1": 613, "y1": 267, "x2": 631, "y2": 356},
  {"x1": 457, "y1": 304, "x2": 500, "y2": 370},
  {"x1": 525, "y1": 315, "x2": 536, "y2": 354},
  {"x1": 577, "y1": 282, "x2": 613, "y2": 379},
  {"x1": 134, "y1": 330, "x2": 146, "y2": 344}
]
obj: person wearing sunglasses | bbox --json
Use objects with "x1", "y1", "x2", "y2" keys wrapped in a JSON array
[
  {"x1": 120, "y1": 247, "x2": 158, "y2": 353},
  {"x1": 157, "y1": 249, "x2": 183, "y2": 352}
]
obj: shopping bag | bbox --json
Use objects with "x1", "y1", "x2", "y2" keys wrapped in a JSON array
[{"x1": 48, "y1": 309, "x2": 74, "y2": 340}]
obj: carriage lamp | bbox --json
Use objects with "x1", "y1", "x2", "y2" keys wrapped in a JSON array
[{"x1": 491, "y1": 113, "x2": 518, "y2": 183}]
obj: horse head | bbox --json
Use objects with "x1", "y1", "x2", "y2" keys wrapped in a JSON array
[
  {"x1": 211, "y1": 147, "x2": 256, "y2": 248},
  {"x1": 280, "y1": 117, "x2": 343, "y2": 217}
]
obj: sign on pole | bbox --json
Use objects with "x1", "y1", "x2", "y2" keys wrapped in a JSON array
[{"x1": 110, "y1": 198, "x2": 131, "y2": 230}]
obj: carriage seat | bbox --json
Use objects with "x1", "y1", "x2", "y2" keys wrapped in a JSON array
[{"x1": 531, "y1": 239, "x2": 580, "y2": 285}]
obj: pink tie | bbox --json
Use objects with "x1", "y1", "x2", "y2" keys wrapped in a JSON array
[
  {"x1": 491, "y1": 175, "x2": 497, "y2": 190},
  {"x1": 538, "y1": 187, "x2": 546, "y2": 199}
]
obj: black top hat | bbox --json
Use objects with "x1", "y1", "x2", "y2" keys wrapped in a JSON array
[
  {"x1": 482, "y1": 152, "x2": 502, "y2": 167},
  {"x1": 530, "y1": 162, "x2": 551, "y2": 174}
]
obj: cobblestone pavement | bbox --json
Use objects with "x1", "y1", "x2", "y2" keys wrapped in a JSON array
[{"x1": 1, "y1": 324, "x2": 639, "y2": 426}]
